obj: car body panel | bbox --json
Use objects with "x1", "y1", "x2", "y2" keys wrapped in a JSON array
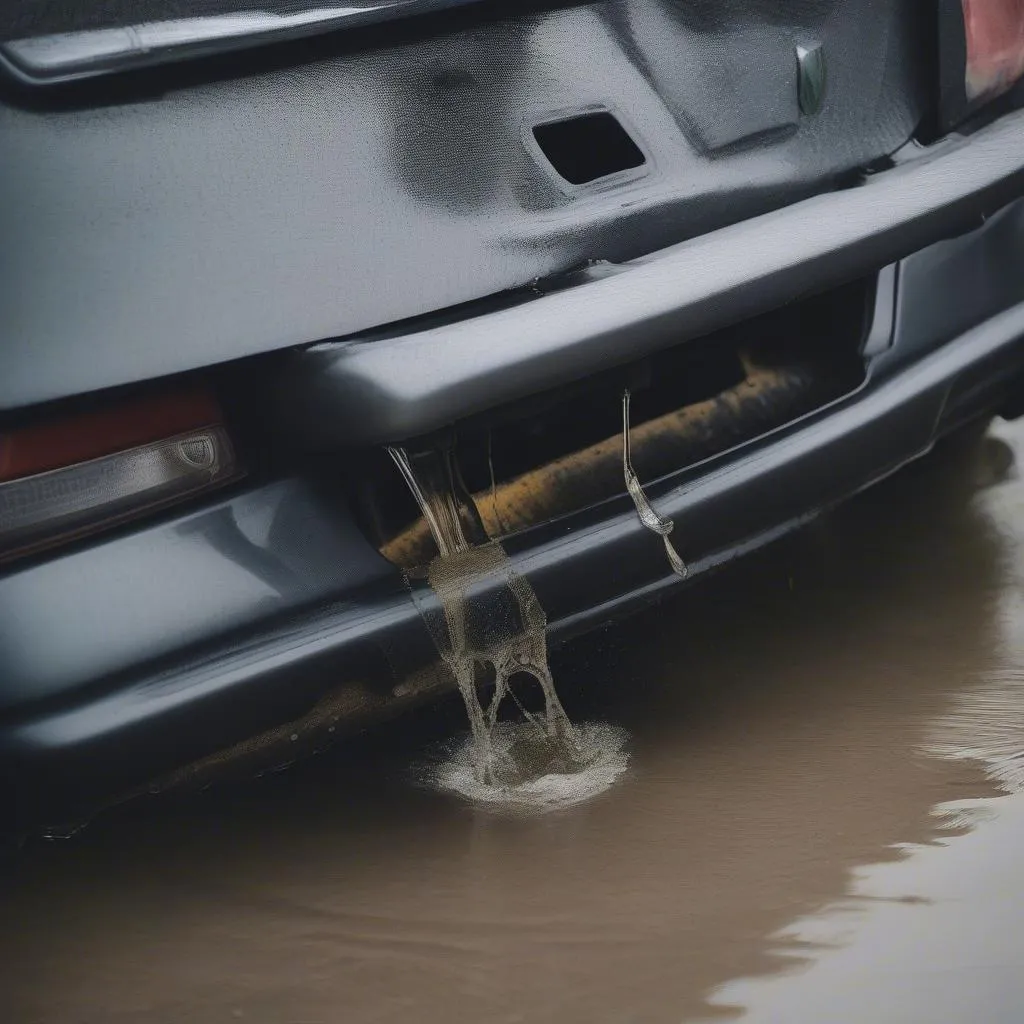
[{"x1": 0, "y1": 0, "x2": 927, "y2": 410}]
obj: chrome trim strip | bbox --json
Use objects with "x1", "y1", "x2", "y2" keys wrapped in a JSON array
[{"x1": 0, "y1": 1, "x2": 484, "y2": 84}]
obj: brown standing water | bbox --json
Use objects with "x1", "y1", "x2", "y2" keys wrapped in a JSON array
[{"x1": 6, "y1": 418, "x2": 1024, "y2": 1023}]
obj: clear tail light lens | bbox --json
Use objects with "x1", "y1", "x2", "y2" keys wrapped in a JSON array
[{"x1": 0, "y1": 391, "x2": 240, "y2": 562}]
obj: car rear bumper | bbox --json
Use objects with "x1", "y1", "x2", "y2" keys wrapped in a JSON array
[{"x1": 4, "y1": 279, "x2": 1024, "y2": 828}]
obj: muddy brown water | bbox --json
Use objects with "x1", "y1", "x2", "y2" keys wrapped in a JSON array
[{"x1": 7, "y1": 419, "x2": 1024, "y2": 1023}]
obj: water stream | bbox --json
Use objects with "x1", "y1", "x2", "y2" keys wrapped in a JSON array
[{"x1": 387, "y1": 443, "x2": 627, "y2": 808}]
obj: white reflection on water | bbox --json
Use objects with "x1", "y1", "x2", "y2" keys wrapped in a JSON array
[{"x1": 705, "y1": 420, "x2": 1024, "y2": 1023}]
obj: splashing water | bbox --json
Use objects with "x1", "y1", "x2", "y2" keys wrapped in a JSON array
[
  {"x1": 426, "y1": 721, "x2": 631, "y2": 813},
  {"x1": 388, "y1": 444, "x2": 628, "y2": 807}
]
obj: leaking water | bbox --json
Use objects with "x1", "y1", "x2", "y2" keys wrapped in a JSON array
[{"x1": 387, "y1": 443, "x2": 627, "y2": 807}]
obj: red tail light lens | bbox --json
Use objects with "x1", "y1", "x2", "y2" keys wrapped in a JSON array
[{"x1": 963, "y1": 0, "x2": 1024, "y2": 101}]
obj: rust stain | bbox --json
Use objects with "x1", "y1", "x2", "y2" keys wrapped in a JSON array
[
  {"x1": 383, "y1": 356, "x2": 813, "y2": 569},
  {"x1": 145, "y1": 664, "x2": 457, "y2": 795}
]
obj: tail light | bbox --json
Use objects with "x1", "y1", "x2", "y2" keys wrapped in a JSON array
[
  {"x1": 963, "y1": 0, "x2": 1024, "y2": 101},
  {"x1": 940, "y1": 0, "x2": 1024, "y2": 130},
  {"x1": 0, "y1": 388, "x2": 240, "y2": 562}
]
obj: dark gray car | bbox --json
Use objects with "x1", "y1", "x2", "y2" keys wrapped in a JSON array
[{"x1": 3, "y1": 0, "x2": 1024, "y2": 832}]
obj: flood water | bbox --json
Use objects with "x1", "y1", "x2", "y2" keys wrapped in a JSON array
[{"x1": 7, "y1": 418, "x2": 1024, "y2": 1023}]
